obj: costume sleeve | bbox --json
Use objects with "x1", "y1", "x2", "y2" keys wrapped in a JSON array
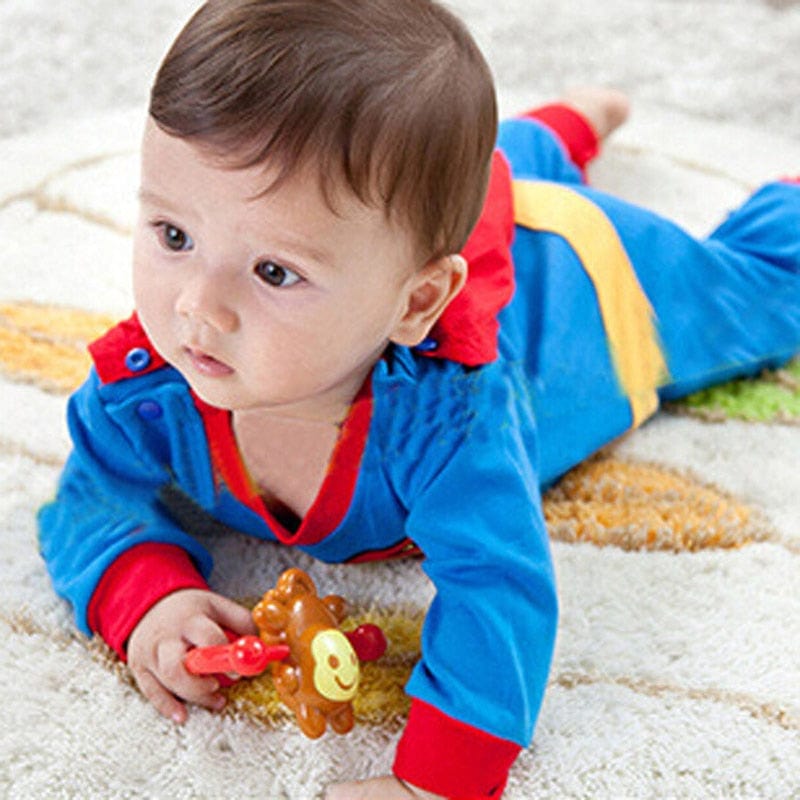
[
  {"x1": 388, "y1": 363, "x2": 558, "y2": 799},
  {"x1": 38, "y1": 369, "x2": 214, "y2": 650}
]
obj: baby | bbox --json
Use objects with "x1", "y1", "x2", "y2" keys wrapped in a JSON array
[{"x1": 38, "y1": 0, "x2": 800, "y2": 798}]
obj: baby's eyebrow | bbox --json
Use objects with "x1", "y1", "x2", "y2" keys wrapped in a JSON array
[
  {"x1": 273, "y1": 236, "x2": 336, "y2": 270},
  {"x1": 137, "y1": 187, "x2": 181, "y2": 214}
]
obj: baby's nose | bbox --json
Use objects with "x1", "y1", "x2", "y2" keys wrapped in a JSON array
[{"x1": 175, "y1": 273, "x2": 239, "y2": 334}]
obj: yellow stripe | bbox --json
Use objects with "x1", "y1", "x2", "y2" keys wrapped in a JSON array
[{"x1": 512, "y1": 181, "x2": 668, "y2": 428}]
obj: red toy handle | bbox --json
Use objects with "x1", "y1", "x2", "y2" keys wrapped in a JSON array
[{"x1": 185, "y1": 635, "x2": 289, "y2": 677}]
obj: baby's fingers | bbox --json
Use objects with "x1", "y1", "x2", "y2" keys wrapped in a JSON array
[
  {"x1": 134, "y1": 666, "x2": 188, "y2": 724},
  {"x1": 206, "y1": 593, "x2": 258, "y2": 636},
  {"x1": 156, "y1": 639, "x2": 227, "y2": 710},
  {"x1": 326, "y1": 777, "x2": 446, "y2": 800},
  {"x1": 133, "y1": 642, "x2": 227, "y2": 721}
]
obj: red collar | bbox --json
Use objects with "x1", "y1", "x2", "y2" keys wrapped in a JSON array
[
  {"x1": 88, "y1": 312, "x2": 167, "y2": 384},
  {"x1": 422, "y1": 149, "x2": 515, "y2": 366}
]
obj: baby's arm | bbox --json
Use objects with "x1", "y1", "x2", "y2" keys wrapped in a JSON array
[
  {"x1": 325, "y1": 361, "x2": 557, "y2": 799},
  {"x1": 127, "y1": 588, "x2": 256, "y2": 723},
  {"x1": 38, "y1": 367, "x2": 252, "y2": 719}
]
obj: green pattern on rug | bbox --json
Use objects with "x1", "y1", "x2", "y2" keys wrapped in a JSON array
[{"x1": 671, "y1": 358, "x2": 800, "y2": 424}]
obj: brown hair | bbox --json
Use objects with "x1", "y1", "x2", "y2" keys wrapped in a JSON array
[{"x1": 149, "y1": 0, "x2": 497, "y2": 260}]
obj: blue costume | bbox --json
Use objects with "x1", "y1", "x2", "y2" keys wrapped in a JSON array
[{"x1": 39, "y1": 114, "x2": 800, "y2": 799}]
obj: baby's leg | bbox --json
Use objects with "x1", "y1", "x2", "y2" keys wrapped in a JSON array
[
  {"x1": 560, "y1": 87, "x2": 630, "y2": 143},
  {"x1": 498, "y1": 87, "x2": 628, "y2": 183},
  {"x1": 653, "y1": 179, "x2": 800, "y2": 399},
  {"x1": 507, "y1": 174, "x2": 800, "y2": 484},
  {"x1": 567, "y1": 179, "x2": 800, "y2": 399}
]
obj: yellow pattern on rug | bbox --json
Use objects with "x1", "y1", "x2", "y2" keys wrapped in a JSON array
[
  {"x1": 0, "y1": 302, "x2": 116, "y2": 393},
  {"x1": 543, "y1": 453, "x2": 771, "y2": 551},
  {"x1": 225, "y1": 458, "x2": 771, "y2": 728}
]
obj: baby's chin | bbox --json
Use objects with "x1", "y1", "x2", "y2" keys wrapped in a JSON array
[
  {"x1": 182, "y1": 377, "x2": 243, "y2": 411},
  {"x1": 181, "y1": 374, "x2": 281, "y2": 415}
]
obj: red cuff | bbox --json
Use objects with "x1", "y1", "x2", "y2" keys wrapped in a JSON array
[
  {"x1": 521, "y1": 103, "x2": 601, "y2": 174},
  {"x1": 87, "y1": 543, "x2": 209, "y2": 659},
  {"x1": 393, "y1": 699, "x2": 521, "y2": 799}
]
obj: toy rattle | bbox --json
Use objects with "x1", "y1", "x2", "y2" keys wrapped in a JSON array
[
  {"x1": 185, "y1": 568, "x2": 387, "y2": 738},
  {"x1": 184, "y1": 634, "x2": 289, "y2": 677}
]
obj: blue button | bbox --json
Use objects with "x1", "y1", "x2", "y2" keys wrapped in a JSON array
[
  {"x1": 415, "y1": 337, "x2": 438, "y2": 352},
  {"x1": 137, "y1": 400, "x2": 163, "y2": 421},
  {"x1": 125, "y1": 347, "x2": 152, "y2": 372}
]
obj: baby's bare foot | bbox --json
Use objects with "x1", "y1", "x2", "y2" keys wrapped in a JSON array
[{"x1": 561, "y1": 87, "x2": 630, "y2": 140}]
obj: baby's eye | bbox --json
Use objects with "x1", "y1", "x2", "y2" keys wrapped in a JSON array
[
  {"x1": 155, "y1": 223, "x2": 193, "y2": 252},
  {"x1": 254, "y1": 260, "x2": 302, "y2": 288}
]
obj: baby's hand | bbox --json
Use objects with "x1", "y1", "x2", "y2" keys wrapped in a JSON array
[
  {"x1": 325, "y1": 775, "x2": 445, "y2": 800},
  {"x1": 127, "y1": 588, "x2": 257, "y2": 724}
]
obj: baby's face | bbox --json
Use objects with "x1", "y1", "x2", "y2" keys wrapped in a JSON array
[{"x1": 133, "y1": 119, "x2": 421, "y2": 421}]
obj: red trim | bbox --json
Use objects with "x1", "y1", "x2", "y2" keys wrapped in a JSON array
[
  {"x1": 781, "y1": 176, "x2": 800, "y2": 184},
  {"x1": 88, "y1": 313, "x2": 167, "y2": 385},
  {"x1": 424, "y1": 149, "x2": 516, "y2": 367},
  {"x1": 521, "y1": 103, "x2": 601, "y2": 175},
  {"x1": 393, "y1": 699, "x2": 521, "y2": 799},
  {"x1": 346, "y1": 537, "x2": 422, "y2": 564},
  {"x1": 192, "y1": 378, "x2": 373, "y2": 548},
  {"x1": 87, "y1": 542, "x2": 209, "y2": 659}
]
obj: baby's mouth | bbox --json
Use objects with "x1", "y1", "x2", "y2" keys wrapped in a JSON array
[{"x1": 183, "y1": 346, "x2": 234, "y2": 377}]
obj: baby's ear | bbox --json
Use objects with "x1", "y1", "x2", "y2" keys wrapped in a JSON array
[{"x1": 390, "y1": 254, "x2": 467, "y2": 348}]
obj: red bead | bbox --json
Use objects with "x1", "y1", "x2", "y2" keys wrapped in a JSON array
[{"x1": 345, "y1": 624, "x2": 387, "y2": 662}]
